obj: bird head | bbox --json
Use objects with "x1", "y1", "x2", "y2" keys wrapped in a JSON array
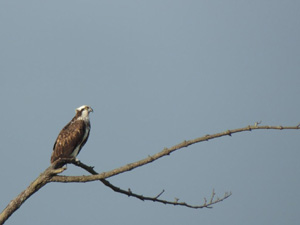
[{"x1": 75, "y1": 105, "x2": 93, "y2": 120}]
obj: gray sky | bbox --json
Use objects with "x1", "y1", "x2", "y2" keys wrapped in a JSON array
[{"x1": 1, "y1": 1, "x2": 300, "y2": 224}]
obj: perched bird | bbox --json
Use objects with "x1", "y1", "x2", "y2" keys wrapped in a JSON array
[{"x1": 51, "y1": 105, "x2": 93, "y2": 165}]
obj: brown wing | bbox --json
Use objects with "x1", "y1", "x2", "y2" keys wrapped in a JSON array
[{"x1": 51, "y1": 119, "x2": 86, "y2": 163}]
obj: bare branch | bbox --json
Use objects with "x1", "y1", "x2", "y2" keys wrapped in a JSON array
[
  {"x1": 50, "y1": 124, "x2": 300, "y2": 183},
  {"x1": 72, "y1": 160, "x2": 229, "y2": 208}
]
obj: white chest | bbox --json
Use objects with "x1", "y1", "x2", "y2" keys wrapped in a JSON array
[{"x1": 70, "y1": 124, "x2": 90, "y2": 158}]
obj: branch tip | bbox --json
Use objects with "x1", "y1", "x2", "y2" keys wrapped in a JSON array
[{"x1": 154, "y1": 190, "x2": 165, "y2": 199}]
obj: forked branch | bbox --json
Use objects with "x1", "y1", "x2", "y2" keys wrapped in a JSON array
[{"x1": 1, "y1": 123, "x2": 299, "y2": 224}]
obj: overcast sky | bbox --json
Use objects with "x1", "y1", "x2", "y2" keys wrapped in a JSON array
[{"x1": 1, "y1": 1, "x2": 300, "y2": 225}]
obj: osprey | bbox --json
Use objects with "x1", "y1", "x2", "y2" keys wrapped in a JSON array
[{"x1": 51, "y1": 105, "x2": 93, "y2": 165}]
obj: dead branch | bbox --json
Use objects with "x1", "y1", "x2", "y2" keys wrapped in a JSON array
[{"x1": 72, "y1": 160, "x2": 230, "y2": 208}]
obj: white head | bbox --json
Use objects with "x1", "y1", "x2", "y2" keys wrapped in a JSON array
[{"x1": 75, "y1": 105, "x2": 93, "y2": 121}]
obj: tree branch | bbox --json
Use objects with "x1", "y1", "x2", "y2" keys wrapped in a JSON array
[
  {"x1": 0, "y1": 166, "x2": 65, "y2": 225},
  {"x1": 50, "y1": 124, "x2": 300, "y2": 183},
  {"x1": 72, "y1": 160, "x2": 231, "y2": 209}
]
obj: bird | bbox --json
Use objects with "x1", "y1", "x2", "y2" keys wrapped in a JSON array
[{"x1": 51, "y1": 105, "x2": 93, "y2": 166}]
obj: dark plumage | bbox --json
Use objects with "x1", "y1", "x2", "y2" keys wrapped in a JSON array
[{"x1": 51, "y1": 105, "x2": 93, "y2": 164}]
